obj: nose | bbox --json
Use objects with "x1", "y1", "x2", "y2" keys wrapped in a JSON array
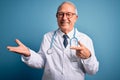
[{"x1": 62, "y1": 13, "x2": 67, "y2": 20}]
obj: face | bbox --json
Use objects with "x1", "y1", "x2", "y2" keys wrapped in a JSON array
[{"x1": 56, "y1": 3, "x2": 78, "y2": 34}]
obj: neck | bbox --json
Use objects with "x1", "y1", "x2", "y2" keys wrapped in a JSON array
[{"x1": 61, "y1": 28, "x2": 74, "y2": 34}]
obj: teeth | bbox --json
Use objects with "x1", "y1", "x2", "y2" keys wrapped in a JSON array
[
  {"x1": 61, "y1": 22, "x2": 67, "y2": 23},
  {"x1": 62, "y1": 23, "x2": 67, "y2": 25}
]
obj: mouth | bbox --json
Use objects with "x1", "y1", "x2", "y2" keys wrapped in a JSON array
[{"x1": 60, "y1": 21, "x2": 69, "y2": 25}]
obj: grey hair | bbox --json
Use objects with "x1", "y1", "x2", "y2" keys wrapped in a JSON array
[{"x1": 57, "y1": 1, "x2": 78, "y2": 15}]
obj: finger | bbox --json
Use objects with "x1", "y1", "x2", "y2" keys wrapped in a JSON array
[
  {"x1": 80, "y1": 50, "x2": 84, "y2": 54},
  {"x1": 7, "y1": 46, "x2": 12, "y2": 50},
  {"x1": 7, "y1": 46, "x2": 17, "y2": 51},
  {"x1": 80, "y1": 54, "x2": 86, "y2": 59},
  {"x1": 76, "y1": 52, "x2": 86, "y2": 59},
  {"x1": 7, "y1": 46, "x2": 24, "y2": 53},
  {"x1": 78, "y1": 41, "x2": 84, "y2": 47},
  {"x1": 70, "y1": 46, "x2": 81, "y2": 50},
  {"x1": 15, "y1": 39, "x2": 24, "y2": 46}
]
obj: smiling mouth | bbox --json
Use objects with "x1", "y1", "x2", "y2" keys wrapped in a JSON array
[{"x1": 61, "y1": 21, "x2": 69, "y2": 25}]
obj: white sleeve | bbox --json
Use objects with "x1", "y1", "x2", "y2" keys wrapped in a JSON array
[
  {"x1": 21, "y1": 49, "x2": 45, "y2": 69},
  {"x1": 81, "y1": 38, "x2": 99, "y2": 75},
  {"x1": 21, "y1": 33, "x2": 51, "y2": 69},
  {"x1": 81, "y1": 55, "x2": 99, "y2": 75}
]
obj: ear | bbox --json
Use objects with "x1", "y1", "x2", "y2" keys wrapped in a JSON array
[
  {"x1": 74, "y1": 15, "x2": 78, "y2": 22},
  {"x1": 76, "y1": 15, "x2": 78, "y2": 20},
  {"x1": 56, "y1": 13, "x2": 58, "y2": 18}
]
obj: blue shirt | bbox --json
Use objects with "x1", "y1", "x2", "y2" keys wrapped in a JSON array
[{"x1": 22, "y1": 28, "x2": 99, "y2": 80}]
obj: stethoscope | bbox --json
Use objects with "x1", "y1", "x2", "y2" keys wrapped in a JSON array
[{"x1": 47, "y1": 28, "x2": 78, "y2": 54}]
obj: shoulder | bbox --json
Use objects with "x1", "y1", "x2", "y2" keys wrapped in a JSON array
[
  {"x1": 43, "y1": 30, "x2": 56, "y2": 39},
  {"x1": 76, "y1": 29, "x2": 92, "y2": 42}
]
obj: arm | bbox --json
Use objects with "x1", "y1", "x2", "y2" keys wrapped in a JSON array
[
  {"x1": 70, "y1": 41, "x2": 99, "y2": 75},
  {"x1": 7, "y1": 39, "x2": 45, "y2": 68},
  {"x1": 21, "y1": 49, "x2": 45, "y2": 68}
]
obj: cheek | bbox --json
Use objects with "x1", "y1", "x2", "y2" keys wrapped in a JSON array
[
  {"x1": 72, "y1": 18, "x2": 77, "y2": 24},
  {"x1": 57, "y1": 19, "x2": 60, "y2": 24},
  {"x1": 69, "y1": 19, "x2": 76, "y2": 25},
  {"x1": 72, "y1": 16, "x2": 78, "y2": 22},
  {"x1": 57, "y1": 18, "x2": 61, "y2": 22}
]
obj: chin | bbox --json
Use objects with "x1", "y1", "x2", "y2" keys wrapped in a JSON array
[
  {"x1": 61, "y1": 25, "x2": 69, "y2": 29},
  {"x1": 60, "y1": 26, "x2": 71, "y2": 33}
]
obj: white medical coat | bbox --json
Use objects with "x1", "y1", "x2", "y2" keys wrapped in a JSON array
[{"x1": 22, "y1": 28, "x2": 99, "y2": 80}]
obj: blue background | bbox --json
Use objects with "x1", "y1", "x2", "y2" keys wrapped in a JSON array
[{"x1": 0, "y1": 0, "x2": 120, "y2": 80}]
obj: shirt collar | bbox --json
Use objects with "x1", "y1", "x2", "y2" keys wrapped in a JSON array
[{"x1": 57, "y1": 28, "x2": 74, "y2": 39}]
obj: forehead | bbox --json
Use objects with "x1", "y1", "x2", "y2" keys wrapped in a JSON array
[{"x1": 58, "y1": 3, "x2": 75, "y2": 13}]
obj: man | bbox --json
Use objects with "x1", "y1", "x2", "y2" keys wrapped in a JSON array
[{"x1": 7, "y1": 1, "x2": 99, "y2": 80}]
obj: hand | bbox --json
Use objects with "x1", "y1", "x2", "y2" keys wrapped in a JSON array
[
  {"x1": 7, "y1": 39, "x2": 30, "y2": 57},
  {"x1": 70, "y1": 41, "x2": 91, "y2": 59}
]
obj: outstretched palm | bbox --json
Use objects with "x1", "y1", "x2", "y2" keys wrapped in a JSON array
[{"x1": 7, "y1": 39, "x2": 30, "y2": 57}]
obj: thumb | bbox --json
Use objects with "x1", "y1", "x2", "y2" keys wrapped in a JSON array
[
  {"x1": 15, "y1": 39, "x2": 24, "y2": 46},
  {"x1": 78, "y1": 41, "x2": 84, "y2": 47}
]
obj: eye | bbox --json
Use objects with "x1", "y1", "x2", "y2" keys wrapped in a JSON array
[
  {"x1": 66, "y1": 13, "x2": 72, "y2": 17},
  {"x1": 57, "y1": 12, "x2": 64, "y2": 17},
  {"x1": 59, "y1": 13, "x2": 64, "y2": 16}
]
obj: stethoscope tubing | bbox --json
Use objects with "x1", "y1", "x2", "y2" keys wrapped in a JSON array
[{"x1": 47, "y1": 28, "x2": 78, "y2": 54}]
